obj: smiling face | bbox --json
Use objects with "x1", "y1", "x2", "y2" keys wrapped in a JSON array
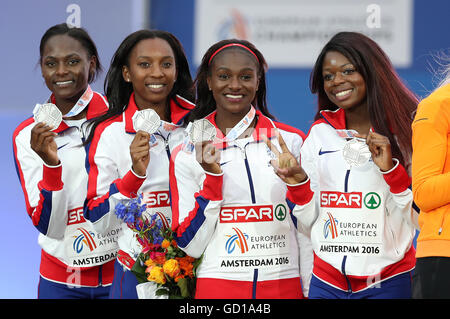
[
  {"x1": 322, "y1": 51, "x2": 367, "y2": 111},
  {"x1": 40, "y1": 34, "x2": 95, "y2": 113},
  {"x1": 122, "y1": 37, "x2": 177, "y2": 111},
  {"x1": 207, "y1": 48, "x2": 260, "y2": 120}
]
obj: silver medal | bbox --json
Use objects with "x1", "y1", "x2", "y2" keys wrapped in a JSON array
[
  {"x1": 189, "y1": 119, "x2": 217, "y2": 143},
  {"x1": 132, "y1": 109, "x2": 161, "y2": 134},
  {"x1": 342, "y1": 138, "x2": 371, "y2": 167},
  {"x1": 33, "y1": 103, "x2": 63, "y2": 130}
]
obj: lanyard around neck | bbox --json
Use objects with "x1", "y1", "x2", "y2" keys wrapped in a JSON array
[
  {"x1": 222, "y1": 105, "x2": 256, "y2": 142},
  {"x1": 50, "y1": 85, "x2": 93, "y2": 118}
]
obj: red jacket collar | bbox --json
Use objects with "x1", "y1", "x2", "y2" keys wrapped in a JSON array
[
  {"x1": 319, "y1": 108, "x2": 379, "y2": 134},
  {"x1": 124, "y1": 93, "x2": 195, "y2": 133},
  {"x1": 319, "y1": 108, "x2": 347, "y2": 130}
]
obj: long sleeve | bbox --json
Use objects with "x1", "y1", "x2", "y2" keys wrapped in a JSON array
[
  {"x1": 169, "y1": 146, "x2": 224, "y2": 258},
  {"x1": 13, "y1": 121, "x2": 68, "y2": 239},
  {"x1": 297, "y1": 231, "x2": 313, "y2": 297},
  {"x1": 286, "y1": 134, "x2": 319, "y2": 236},
  {"x1": 381, "y1": 159, "x2": 418, "y2": 230},
  {"x1": 83, "y1": 124, "x2": 145, "y2": 232},
  {"x1": 412, "y1": 93, "x2": 450, "y2": 212}
]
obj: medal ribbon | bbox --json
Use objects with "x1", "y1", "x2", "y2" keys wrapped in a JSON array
[
  {"x1": 182, "y1": 105, "x2": 256, "y2": 153},
  {"x1": 336, "y1": 127, "x2": 374, "y2": 140},
  {"x1": 223, "y1": 105, "x2": 256, "y2": 141},
  {"x1": 50, "y1": 85, "x2": 94, "y2": 118}
]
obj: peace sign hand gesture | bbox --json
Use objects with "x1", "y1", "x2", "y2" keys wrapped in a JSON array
[{"x1": 263, "y1": 132, "x2": 308, "y2": 185}]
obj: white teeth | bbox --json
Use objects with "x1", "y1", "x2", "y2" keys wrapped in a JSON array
[
  {"x1": 225, "y1": 94, "x2": 243, "y2": 99},
  {"x1": 56, "y1": 80, "x2": 73, "y2": 85},
  {"x1": 335, "y1": 89, "x2": 352, "y2": 97},
  {"x1": 146, "y1": 84, "x2": 164, "y2": 89}
]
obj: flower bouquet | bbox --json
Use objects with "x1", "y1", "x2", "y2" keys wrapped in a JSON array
[{"x1": 115, "y1": 194, "x2": 201, "y2": 298}]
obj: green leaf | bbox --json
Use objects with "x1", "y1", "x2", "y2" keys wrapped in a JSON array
[
  {"x1": 130, "y1": 256, "x2": 148, "y2": 284},
  {"x1": 177, "y1": 277, "x2": 191, "y2": 298},
  {"x1": 155, "y1": 287, "x2": 169, "y2": 297},
  {"x1": 193, "y1": 254, "x2": 203, "y2": 277}
]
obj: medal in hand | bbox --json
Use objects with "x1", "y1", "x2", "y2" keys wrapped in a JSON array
[
  {"x1": 342, "y1": 138, "x2": 371, "y2": 167},
  {"x1": 33, "y1": 103, "x2": 63, "y2": 130},
  {"x1": 132, "y1": 108, "x2": 161, "y2": 134},
  {"x1": 189, "y1": 118, "x2": 217, "y2": 143}
]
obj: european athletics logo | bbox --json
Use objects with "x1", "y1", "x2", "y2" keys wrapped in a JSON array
[
  {"x1": 225, "y1": 227, "x2": 249, "y2": 254},
  {"x1": 323, "y1": 213, "x2": 339, "y2": 239},
  {"x1": 73, "y1": 227, "x2": 97, "y2": 253}
]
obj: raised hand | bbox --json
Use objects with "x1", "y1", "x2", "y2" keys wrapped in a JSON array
[
  {"x1": 30, "y1": 122, "x2": 59, "y2": 166},
  {"x1": 354, "y1": 131, "x2": 394, "y2": 172},
  {"x1": 130, "y1": 130, "x2": 151, "y2": 176},
  {"x1": 195, "y1": 141, "x2": 222, "y2": 175},
  {"x1": 263, "y1": 132, "x2": 307, "y2": 184}
]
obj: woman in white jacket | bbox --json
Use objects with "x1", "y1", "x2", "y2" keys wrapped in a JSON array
[
  {"x1": 13, "y1": 23, "x2": 113, "y2": 298},
  {"x1": 83, "y1": 30, "x2": 195, "y2": 299},
  {"x1": 170, "y1": 39, "x2": 313, "y2": 299},
  {"x1": 270, "y1": 32, "x2": 419, "y2": 299}
]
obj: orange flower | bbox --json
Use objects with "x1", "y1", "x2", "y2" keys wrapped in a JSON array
[
  {"x1": 152, "y1": 253, "x2": 166, "y2": 265},
  {"x1": 161, "y1": 239, "x2": 171, "y2": 249},
  {"x1": 177, "y1": 256, "x2": 195, "y2": 277},
  {"x1": 174, "y1": 274, "x2": 185, "y2": 283},
  {"x1": 171, "y1": 240, "x2": 178, "y2": 248},
  {"x1": 163, "y1": 259, "x2": 180, "y2": 278}
]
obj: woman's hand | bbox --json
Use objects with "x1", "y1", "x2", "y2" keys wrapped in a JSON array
[
  {"x1": 195, "y1": 141, "x2": 222, "y2": 175},
  {"x1": 130, "y1": 130, "x2": 151, "y2": 176},
  {"x1": 263, "y1": 132, "x2": 307, "y2": 184},
  {"x1": 30, "y1": 122, "x2": 59, "y2": 166},
  {"x1": 355, "y1": 131, "x2": 394, "y2": 172}
]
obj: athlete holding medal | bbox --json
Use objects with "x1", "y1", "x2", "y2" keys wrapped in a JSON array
[
  {"x1": 278, "y1": 32, "x2": 419, "y2": 298},
  {"x1": 170, "y1": 39, "x2": 313, "y2": 299},
  {"x1": 13, "y1": 23, "x2": 113, "y2": 298},
  {"x1": 83, "y1": 30, "x2": 195, "y2": 299}
]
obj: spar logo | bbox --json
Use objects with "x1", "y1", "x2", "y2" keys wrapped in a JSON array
[
  {"x1": 220, "y1": 205, "x2": 273, "y2": 223},
  {"x1": 67, "y1": 207, "x2": 85, "y2": 225},
  {"x1": 323, "y1": 213, "x2": 339, "y2": 239},
  {"x1": 142, "y1": 191, "x2": 170, "y2": 208},
  {"x1": 73, "y1": 228, "x2": 97, "y2": 253},
  {"x1": 364, "y1": 192, "x2": 381, "y2": 209},
  {"x1": 225, "y1": 227, "x2": 249, "y2": 254},
  {"x1": 321, "y1": 191, "x2": 362, "y2": 208},
  {"x1": 321, "y1": 191, "x2": 381, "y2": 210}
]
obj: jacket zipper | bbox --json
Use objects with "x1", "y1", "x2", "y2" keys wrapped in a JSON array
[
  {"x1": 155, "y1": 132, "x2": 171, "y2": 159},
  {"x1": 343, "y1": 169, "x2": 351, "y2": 292},
  {"x1": 164, "y1": 139, "x2": 171, "y2": 159},
  {"x1": 241, "y1": 143, "x2": 257, "y2": 297},
  {"x1": 239, "y1": 144, "x2": 256, "y2": 204},
  {"x1": 341, "y1": 256, "x2": 352, "y2": 293},
  {"x1": 439, "y1": 214, "x2": 446, "y2": 235}
]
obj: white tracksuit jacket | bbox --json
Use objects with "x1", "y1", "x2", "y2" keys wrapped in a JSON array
[
  {"x1": 84, "y1": 93, "x2": 194, "y2": 269},
  {"x1": 170, "y1": 110, "x2": 313, "y2": 297},
  {"x1": 287, "y1": 108, "x2": 417, "y2": 292},
  {"x1": 13, "y1": 91, "x2": 117, "y2": 287}
]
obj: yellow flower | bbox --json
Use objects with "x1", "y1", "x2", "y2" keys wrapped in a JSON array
[
  {"x1": 144, "y1": 258, "x2": 156, "y2": 267},
  {"x1": 163, "y1": 259, "x2": 180, "y2": 278},
  {"x1": 147, "y1": 266, "x2": 166, "y2": 284}
]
